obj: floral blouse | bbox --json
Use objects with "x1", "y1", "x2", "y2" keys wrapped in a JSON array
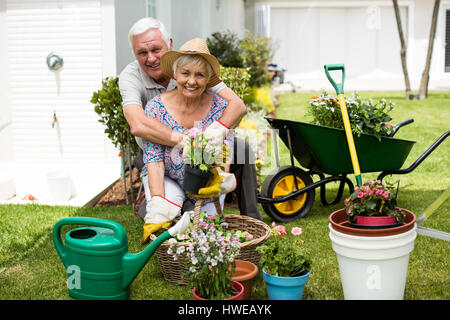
[{"x1": 141, "y1": 94, "x2": 233, "y2": 188}]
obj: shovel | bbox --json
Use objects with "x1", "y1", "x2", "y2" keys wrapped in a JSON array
[{"x1": 324, "y1": 64, "x2": 362, "y2": 186}]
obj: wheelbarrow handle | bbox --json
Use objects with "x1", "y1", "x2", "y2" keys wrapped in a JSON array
[
  {"x1": 324, "y1": 64, "x2": 345, "y2": 95},
  {"x1": 389, "y1": 118, "x2": 414, "y2": 137}
]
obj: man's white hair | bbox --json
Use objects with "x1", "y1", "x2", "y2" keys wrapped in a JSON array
[{"x1": 128, "y1": 17, "x2": 171, "y2": 50}]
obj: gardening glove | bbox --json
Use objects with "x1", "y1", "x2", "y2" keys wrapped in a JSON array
[
  {"x1": 142, "y1": 195, "x2": 182, "y2": 244},
  {"x1": 189, "y1": 168, "x2": 236, "y2": 198},
  {"x1": 204, "y1": 120, "x2": 230, "y2": 158}
]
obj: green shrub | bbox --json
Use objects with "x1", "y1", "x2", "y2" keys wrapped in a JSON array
[
  {"x1": 207, "y1": 30, "x2": 244, "y2": 67},
  {"x1": 244, "y1": 86, "x2": 275, "y2": 114},
  {"x1": 241, "y1": 31, "x2": 275, "y2": 87},
  {"x1": 220, "y1": 66, "x2": 251, "y2": 100},
  {"x1": 91, "y1": 76, "x2": 139, "y2": 157}
]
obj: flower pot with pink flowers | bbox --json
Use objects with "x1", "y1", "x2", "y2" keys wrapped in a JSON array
[
  {"x1": 329, "y1": 179, "x2": 417, "y2": 300},
  {"x1": 256, "y1": 223, "x2": 311, "y2": 300}
]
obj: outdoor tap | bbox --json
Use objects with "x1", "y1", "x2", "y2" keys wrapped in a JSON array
[{"x1": 52, "y1": 111, "x2": 58, "y2": 129}]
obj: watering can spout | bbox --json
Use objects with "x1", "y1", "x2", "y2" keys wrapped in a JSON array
[{"x1": 122, "y1": 211, "x2": 191, "y2": 289}]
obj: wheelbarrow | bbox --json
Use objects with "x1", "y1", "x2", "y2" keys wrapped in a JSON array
[{"x1": 257, "y1": 117, "x2": 449, "y2": 222}]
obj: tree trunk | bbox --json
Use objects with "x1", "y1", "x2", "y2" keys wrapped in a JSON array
[
  {"x1": 418, "y1": 0, "x2": 441, "y2": 100},
  {"x1": 392, "y1": 0, "x2": 412, "y2": 100}
]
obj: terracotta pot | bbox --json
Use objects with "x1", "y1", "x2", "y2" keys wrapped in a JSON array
[
  {"x1": 231, "y1": 260, "x2": 258, "y2": 300},
  {"x1": 192, "y1": 281, "x2": 244, "y2": 300},
  {"x1": 329, "y1": 208, "x2": 416, "y2": 237}
]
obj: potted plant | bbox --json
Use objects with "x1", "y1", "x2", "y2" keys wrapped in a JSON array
[
  {"x1": 345, "y1": 180, "x2": 405, "y2": 228},
  {"x1": 182, "y1": 127, "x2": 231, "y2": 194},
  {"x1": 256, "y1": 223, "x2": 311, "y2": 300},
  {"x1": 167, "y1": 219, "x2": 243, "y2": 300},
  {"x1": 329, "y1": 179, "x2": 417, "y2": 300}
]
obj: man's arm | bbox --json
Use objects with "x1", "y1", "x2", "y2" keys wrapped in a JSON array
[
  {"x1": 215, "y1": 87, "x2": 247, "y2": 129},
  {"x1": 124, "y1": 104, "x2": 183, "y2": 147}
]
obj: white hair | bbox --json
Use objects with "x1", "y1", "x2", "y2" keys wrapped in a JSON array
[
  {"x1": 128, "y1": 17, "x2": 171, "y2": 50},
  {"x1": 172, "y1": 55, "x2": 212, "y2": 79}
]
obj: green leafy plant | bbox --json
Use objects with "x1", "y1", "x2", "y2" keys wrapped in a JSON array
[
  {"x1": 240, "y1": 31, "x2": 275, "y2": 87},
  {"x1": 345, "y1": 179, "x2": 405, "y2": 223},
  {"x1": 91, "y1": 76, "x2": 139, "y2": 157},
  {"x1": 220, "y1": 66, "x2": 251, "y2": 100},
  {"x1": 167, "y1": 220, "x2": 241, "y2": 299},
  {"x1": 207, "y1": 30, "x2": 244, "y2": 67},
  {"x1": 256, "y1": 223, "x2": 311, "y2": 277},
  {"x1": 308, "y1": 92, "x2": 395, "y2": 141}
]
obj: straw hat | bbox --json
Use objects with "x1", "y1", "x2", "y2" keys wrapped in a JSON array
[{"x1": 160, "y1": 38, "x2": 221, "y2": 88}]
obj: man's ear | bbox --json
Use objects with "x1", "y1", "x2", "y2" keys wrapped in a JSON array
[{"x1": 169, "y1": 38, "x2": 173, "y2": 50}]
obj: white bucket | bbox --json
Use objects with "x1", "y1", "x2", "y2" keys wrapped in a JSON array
[
  {"x1": 329, "y1": 224, "x2": 416, "y2": 300},
  {"x1": 47, "y1": 170, "x2": 72, "y2": 201}
]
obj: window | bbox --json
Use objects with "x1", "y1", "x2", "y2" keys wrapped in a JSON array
[
  {"x1": 147, "y1": 0, "x2": 157, "y2": 18},
  {"x1": 445, "y1": 10, "x2": 450, "y2": 72}
]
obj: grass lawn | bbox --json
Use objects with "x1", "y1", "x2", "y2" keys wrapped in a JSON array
[{"x1": 0, "y1": 91, "x2": 448, "y2": 300}]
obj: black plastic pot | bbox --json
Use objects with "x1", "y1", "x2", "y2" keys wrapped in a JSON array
[{"x1": 183, "y1": 165, "x2": 212, "y2": 194}]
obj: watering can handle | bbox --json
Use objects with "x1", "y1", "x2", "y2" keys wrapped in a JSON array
[
  {"x1": 52, "y1": 217, "x2": 127, "y2": 267},
  {"x1": 324, "y1": 64, "x2": 345, "y2": 95}
]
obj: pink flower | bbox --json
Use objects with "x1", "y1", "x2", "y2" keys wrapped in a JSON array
[
  {"x1": 375, "y1": 189, "x2": 383, "y2": 196},
  {"x1": 245, "y1": 233, "x2": 253, "y2": 240},
  {"x1": 207, "y1": 215, "x2": 216, "y2": 220},
  {"x1": 382, "y1": 192, "x2": 389, "y2": 198},
  {"x1": 273, "y1": 224, "x2": 286, "y2": 235},
  {"x1": 291, "y1": 227, "x2": 302, "y2": 236},
  {"x1": 357, "y1": 192, "x2": 364, "y2": 198}
]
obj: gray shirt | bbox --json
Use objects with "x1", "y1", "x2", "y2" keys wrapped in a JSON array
[{"x1": 118, "y1": 60, "x2": 227, "y2": 148}]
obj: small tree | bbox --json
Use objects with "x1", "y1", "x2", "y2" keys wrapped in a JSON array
[
  {"x1": 207, "y1": 30, "x2": 244, "y2": 68},
  {"x1": 393, "y1": 0, "x2": 412, "y2": 100},
  {"x1": 418, "y1": 0, "x2": 441, "y2": 99},
  {"x1": 91, "y1": 76, "x2": 139, "y2": 204}
]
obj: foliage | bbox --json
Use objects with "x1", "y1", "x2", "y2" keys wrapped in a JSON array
[
  {"x1": 256, "y1": 223, "x2": 311, "y2": 277},
  {"x1": 308, "y1": 91, "x2": 395, "y2": 141},
  {"x1": 183, "y1": 127, "x2": 231, "y2": 172},
  {"x1": 244, "y1": 86, "x2": 275, "y2": 114},
  {"x1": 91, "y1": 77, "x2": 139, "y2": 157},
  {"x1": 167, "y1": 220, "x2": 241, "y2": 299},
  {"x1": 207, "y1": 30, "x2": 244, "y2": 68},
  {"x1": 172, "y1": 211, "x2": 253, "y2": 243},
  {"x1": 345, "y1": 180, "x2": 405, "y2": 223},
  {"x1": 241, "y1": 31, "x2": 275, "y2": 87},
  {"x1": 219, "y1": 66, "x2": 251, "y2": 100}
]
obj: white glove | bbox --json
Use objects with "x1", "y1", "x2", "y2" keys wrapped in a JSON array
[
  {"x1": 219, "y1": 172, "x2": 237, "y2": 194},
  {"x1": 144, "y1": 195, "x2": 182, "y2": 224},
  {"x1": 204, "y1": 121, "x2": 229, "y2": 143},
  {"x1": 169, "y1": 211, "x2": 192, "y2": 236}
]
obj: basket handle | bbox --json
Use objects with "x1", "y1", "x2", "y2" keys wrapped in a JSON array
[{"x1": 192, "y1": 198, "x2": 223, "y2": 232}]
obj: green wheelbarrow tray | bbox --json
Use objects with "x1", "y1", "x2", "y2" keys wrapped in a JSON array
[{"x1": 265, "y1": 117, "x2": 415, "y2": 175}]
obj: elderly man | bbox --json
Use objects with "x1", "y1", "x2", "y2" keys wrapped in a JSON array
[{"x1": 119, "y1": 17, "x2": 262, "y2": 221}]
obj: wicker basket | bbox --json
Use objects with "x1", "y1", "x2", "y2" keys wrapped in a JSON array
[{"x1": 150, "y1": 198, "x2": 271, "y2": 286}]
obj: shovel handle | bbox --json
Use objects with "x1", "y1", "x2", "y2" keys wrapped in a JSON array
[{"x1": 324, "y1": 64, "x2": 345, "y2": 95}]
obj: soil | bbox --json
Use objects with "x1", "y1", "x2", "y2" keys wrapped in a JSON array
[{"x1": 94, "y1": 167, "x2": 239, "y2": 210}]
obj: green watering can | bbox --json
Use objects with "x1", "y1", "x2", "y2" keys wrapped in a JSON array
[{"x1": 53, "y1": 212, "x2": 190, "y2": 300}]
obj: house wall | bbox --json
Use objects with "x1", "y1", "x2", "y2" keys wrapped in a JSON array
[
  {"x1": 246, "y1": 0, "x2": 450, "y2": 91},
  {"x1": 2, "y1": 0, "x2": 118, "y2": 165}
]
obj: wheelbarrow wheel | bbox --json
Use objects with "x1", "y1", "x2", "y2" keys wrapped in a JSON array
[{"x1": 261, "y1": 166, "x2": 315, "y2": 222}]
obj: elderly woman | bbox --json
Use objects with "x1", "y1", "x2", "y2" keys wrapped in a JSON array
[{"x1": 141, "y1": 38, "x2": 236, "y2": 243}]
